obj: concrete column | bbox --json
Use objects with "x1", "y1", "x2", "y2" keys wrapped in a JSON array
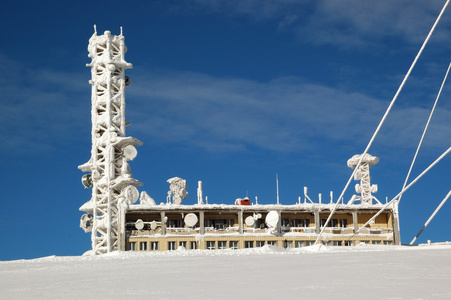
[
  {"x1": 118, "y1": 202, "x2": 127, "y2": 251},
  {"x1": 238, "y1": 210, "x2": 243, "y2": 234},
  {"x1": 160, "y1": 212, "x2": 166, "y2": 235},
  {"x1": 352, "y1": 211, "x2": 358, "y2": 233},
  {"x1": 199, "y1": 211, "x2": 205, "y2": 235},
  {"x1": 314, "y1": 210, "x2": 320, "y2": 234},
  {"x1": 392, "y1": 200, "x2": 401, "y2": 245}
]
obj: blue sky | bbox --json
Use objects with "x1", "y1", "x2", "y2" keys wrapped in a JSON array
[{"x1": 1, "y1": 0, "x2": 451, "y2": 260}]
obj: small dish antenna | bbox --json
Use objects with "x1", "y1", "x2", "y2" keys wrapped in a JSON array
[
  {"x1": 184, "y1": 213, "x2": 198, "y2": 227},
  {"x1": 150, "y1": 221, "x2": 157, "y2": 230},
  {"x1": 123, "y1": 185, "x2": 139, "y2": 204},
  {"x1": 81, "y1": 174, "x2": 93, "y2": 188},
  {"x1": 245, "y1": 216, "x2": 255, "y2": 227},
  {"x1": 123, "y1": 145, "x2": 137, "y2": 161},
  {"x1": 80, "y1": 213, "x2": 93, "y2": 233},
  {"x1": 265, "y1": 211, "x2": 279, "y2": 228},
  {"x1": 135, "y1": 219, "x2": 144, "y2": 230}
]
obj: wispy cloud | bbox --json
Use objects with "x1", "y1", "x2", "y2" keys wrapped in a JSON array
[
  {"x1": 0, "y1": 54, "x2": 89, "y2": 157},
  {"x1": 179, "y1": 0, "x2": 451, "y2": 48},
  {"x1": 128, "y1": 69, "x2": 451, "y2": 155},
  {"x1": 2, "y1": 53, "x2": 449, "y2": 159}
]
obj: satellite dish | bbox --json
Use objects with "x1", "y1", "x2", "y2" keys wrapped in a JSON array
[
  {"x1": 265, "y1": 211, "x2": 279, "y2": 228},
  {"x1": 135, "y1": 219, "x2": 144, "y2": 230},
  {"x1": 184, "y1": 213, "x2": 198, "y2": 227},
  {"x1": 355, "y1": 184, "x2": 361, "y2": 194},
  {"x1": 179, "y1": 189, "x2": 188, "y2": 199},
  {"x1": 81, "y1": 174, "x2": 93, "y2": 188},
  {"x1": 123, "y1": 185, "x2": 139, "y2": 204},
  {"x1": 245, "y1": 216, "x2": 255, "y2": 227},
  {"x1": 80, "y1": 213, "x2": 93, "y2": 233},
  {"x1": 150, "y1": 221, "x2": 157, "y2": 230},
  {"x1": 123, "y1": 145, "x2": 137, "y2": 161}
]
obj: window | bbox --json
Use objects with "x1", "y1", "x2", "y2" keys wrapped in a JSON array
[
  {"x1": 332, "y1": 241, "x2": 342, "y2": 246},
  {"x1": 322, "y1": 241, "x2": 331, "y2": 246},
  {"x1": 373, "y1": 241, "x2": 381, "y2": 245},
  {"x1": 291, "y1": 219, "x2": 299, "y2": 227},
  {"x1": 227, "y1": 219, "x2": 235, "y2": 228},
  {"x1": 129, "y1": 242, "x2": 136, "y2": 251},
  {"x1": 281, "y1": 219, "x2": 289, "y2": 227},
  {"x1": 320, "y1": 219, "x2": 327, "y2": 227},
  {"x1": 167, "y1": 220, "x2": 175, "y2": 228},
  {"x1": 305, "y1": 241, "x2": 314, "y2": 246},
  {"x1": 206, "y1": 241, "x2": 216, "y2": 250},
  {"x1": 267, "y1": 241, "x2": 277, "y2": 246},
  {"x1": 344, "y1": 241, "x2": 353, "y2": 246},
  {"x1": 301, "y1": 219, "x2": 310, "y2": 227},
  {"x1": 330, "y1": 219, "x2": 338, "y2": 227},
  {"x1": 179, "y1": 241, "x2": 187, "y2": 249},
  {"x1": 256, "y1": 219, "x2": 265, "y2": 229},
  {"x1": 176, "y1": 220, "x2": 184, "y2": 228},
  {"x1": 283, "y1": 240, "x2": 293, "y2": 248},
  {"x1": 229, "y1": 241, "x2": 239, "y2": 249},
  {"x1": 214, "y1": 220, "x2": 224, "y2": 230},
  {"x1": 205, "y1": 219, "x2": 213, "y2": 228},
  {"x1": 190, "y1": 241, "x2": 197, "y2": 250},
  {"x1": 256, "y1": 241, "x2": 265, "y2": 248},
  {"x1": 384, "y1": 241, "x2": 393, "y2": 245},
  {"x1": 218, "y1": 241, "x2": 227, "y2": 249},
  {"x1": 244, "y1": 241, "x2": 254, "y2": 248},
  {"x1": 150, "y1": 242, "x2": 158, "y2": 251},
  {"x1": 295, "y1": 241, "x2": 304, "y2": 248},
  {"x1": 340, "y1": 219, "x2": 348, "y2": 228},
  {"x1": 168, "y1": 241, "x2": 176, "y2": 250},
  {"x1": 140, "y1": 242, "x2": 147, "y2": 251}
]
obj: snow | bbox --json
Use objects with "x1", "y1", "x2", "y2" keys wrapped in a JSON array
[{"x1": 2, "y1": 244, "x2": 451, "y2": 299}]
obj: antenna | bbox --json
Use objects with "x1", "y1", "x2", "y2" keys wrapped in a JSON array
[
  {"x1": 184, "y1": 213, "x2": 198, "y2": 227},
  {"x1": 276, "y1": 174, "x2": 279, "y2": 205},
  {"x1": 135, "y1": 219, "x2": 144, "y2": 230},
  {"x1": 265, "y1": 211, "x2": 279, "y2": 229},
  {"x1": 245, "y1": 216, "x2": 255, "y2": 227}
]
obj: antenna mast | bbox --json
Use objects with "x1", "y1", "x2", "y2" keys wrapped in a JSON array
[{"x1": 78, "y1": 28, "x2": 142, "y2": 255}]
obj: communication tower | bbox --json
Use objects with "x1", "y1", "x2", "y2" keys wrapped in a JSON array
[
  {"x1": 78, "y1": 27, "x2": 142, "y2": 255},
  {"x1": 347, "y1": 153, "x2": 380, "y2": 205}
]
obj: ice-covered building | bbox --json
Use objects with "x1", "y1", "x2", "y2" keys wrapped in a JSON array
[{"x1": 78, "y1": 28, "x2": 400, "y2": 254}]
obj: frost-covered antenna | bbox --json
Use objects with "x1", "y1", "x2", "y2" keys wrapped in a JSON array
[
  {"x1": 78, "y1": 27, "x2": 142, "y2": 255},
  {"x1": 167, "y1": 177, "x2": 188, "y2": 205},
  {"x1": 347, "y1": 153, "x2": 380, "y2": 205}
]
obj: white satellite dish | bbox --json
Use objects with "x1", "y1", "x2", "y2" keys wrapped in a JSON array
[
  {"x1": 150, "y1": 221, "x2": 157, "y2": 230},
  {"x1": 245, "y1": 216, "x2": 255, "y2": 227},
  {"x1": 123, "y1": 145, "x2": 138, "y2": 161},
  {"x1": 123, "y1": 185, "x2": 139, "y2": 204},
  {"x1": 265, "y1": 211, "x2": 279, "y2": 228},
  {"x1": 135, "y1": 219, "x2": 144, "y2": 230},
  {"x1": 184, "y1": 213, "x2": 198, "y2": 227}
]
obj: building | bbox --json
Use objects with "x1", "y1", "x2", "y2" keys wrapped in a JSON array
[
  {"x1": 79, "y1": 28, "x2": 400, "y2": 255},
  {"x1": 124, "y1": 202, "x2": 399, "y2": 252}
]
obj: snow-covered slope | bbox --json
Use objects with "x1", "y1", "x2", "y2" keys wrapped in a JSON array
[{"x1": 1, "y1": 244, "x2": 451, "y2": 299}]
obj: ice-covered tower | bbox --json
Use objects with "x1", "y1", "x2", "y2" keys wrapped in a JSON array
[
  {"x1": 347, "y1": 153, "x2": 379, "y2": 205},
  {"x1": 78, "y1": 26, "x2": 143, "y2": 255}
]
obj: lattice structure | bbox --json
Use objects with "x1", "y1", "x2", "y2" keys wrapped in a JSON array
[
  {"x1": 347, "y1": 153, "x2": 380, "y2": 205},
  {"x1": 79, "y1": 27, "x2": 142, "y2": 255}
]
